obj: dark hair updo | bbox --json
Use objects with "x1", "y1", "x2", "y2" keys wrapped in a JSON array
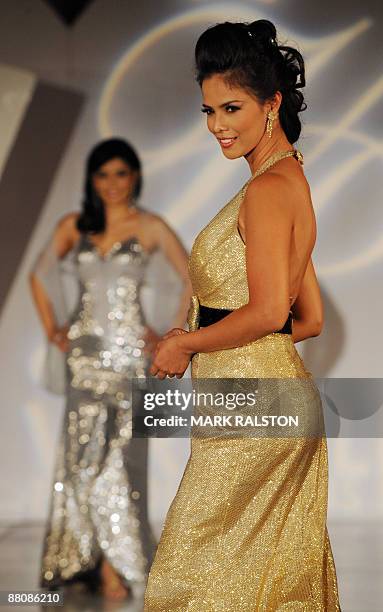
[
  {"x1": 77, "y1": 137, "x2": 142, "y2": 234},
  {"x1": 195, "y1": 19, "x2": 307, "y2": 144}
]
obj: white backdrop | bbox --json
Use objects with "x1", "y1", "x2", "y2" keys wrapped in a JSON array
[{"x1": 0, "y1": 0, "x2": 382, "y2": 524}]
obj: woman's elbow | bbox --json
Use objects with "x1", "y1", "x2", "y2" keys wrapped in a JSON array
[
  {"x1": 310, "y1": 317, "x2": 324, "y2": 337},
  {"x1": 268, "y1": 310, "x2": 324, "y2": 337},
  {"x1": 263, "y1": 308, "x2": 292, "y2": 334},
  {"x1": 299, "y1": 314, "x2": 324, "y2": 339}
]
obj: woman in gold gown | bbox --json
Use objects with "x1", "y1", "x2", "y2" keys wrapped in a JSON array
[{"x1": 145, "y1": 19, "x2": 341, "y2": 611}]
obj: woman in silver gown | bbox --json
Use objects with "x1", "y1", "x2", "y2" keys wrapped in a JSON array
[{"x1": 30, "y1": 138, "x2": 191, "y2": 601}]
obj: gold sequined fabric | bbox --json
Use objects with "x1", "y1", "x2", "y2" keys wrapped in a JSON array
[
  {"x1": 144, "y1": 151, "x2": 341, "y2": 610},
  {"x1": 41, "y1": 236, "x2": 156, "y2": 591}
]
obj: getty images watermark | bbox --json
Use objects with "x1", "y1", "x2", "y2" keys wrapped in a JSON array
[
  {"x1": 130, "y1": 378, "x2": 383, "y2": 438},
  {"x1": 131, "y1": 378, "x2": 331, "y2": 438},
  {"x1": 143, "y1": 388, "x2": 299, "y2": 428}
]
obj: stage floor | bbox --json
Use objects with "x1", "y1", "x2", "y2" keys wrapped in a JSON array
[{"x1": 0, "y1": 521, "x2": 381, "y2": 611}]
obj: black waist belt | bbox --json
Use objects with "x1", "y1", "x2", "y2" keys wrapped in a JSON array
[{"x1": 198, "y1": 304, "x2": 292, "y2": 334}]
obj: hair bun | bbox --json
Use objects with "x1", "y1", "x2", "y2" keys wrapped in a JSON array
[
  {"x1": 279, "y1": 46, "x2": 306, "y2": 92},
  {"x1": 247, "y1": 19, "x2": 277, "y2": 47}
]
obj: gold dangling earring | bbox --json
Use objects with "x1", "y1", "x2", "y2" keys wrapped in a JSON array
[{"x1": 266, "y1": 110, "x2": 276, "y2": 138}]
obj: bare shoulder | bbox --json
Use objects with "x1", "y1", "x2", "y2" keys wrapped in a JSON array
[
  {"x1": 244, "y1": 172, "x2": 294, "y2": 219},
  {"x1": 137, "y1": 209, "x2": 186, "y2": 255},
  {"x1": 54, "y1": 212, "x2": 81, "y2": 252},
  {"x1": 139, "y1": 210, "x2": 171, "y2": 235},
  {"x1": 244, "y1": 164, "x2": 309, "y2": 217},
  {"x1": 56, "y1": 211, "x2": 80, "y2": 233}
]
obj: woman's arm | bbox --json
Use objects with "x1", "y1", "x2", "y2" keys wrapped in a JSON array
[
  {"x1": 178, "y1": 174, "x2": 293, "y2": 353},
  {"x1": 29, "y1": 213, "x2": 79, "y2": 350},
  {"x1": 291, "y1": 257, "x2": 323, "y2": 343},
  {"x1": 152, "y1": 216, "x2": 193, "y2": 329},
  {"x1": 150, "y1": 174, "x2": 296, "y2": 376}
]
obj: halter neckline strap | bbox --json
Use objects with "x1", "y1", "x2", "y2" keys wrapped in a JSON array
[{"x1": 250, "y1": 148, "x2": 303, "y2": 180}]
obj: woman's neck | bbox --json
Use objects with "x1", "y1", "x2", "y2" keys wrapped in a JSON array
[{"x1": 245, "y1": 130, "x2": 293, "y2": 176}]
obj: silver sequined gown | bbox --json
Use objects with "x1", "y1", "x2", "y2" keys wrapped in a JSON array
[{"x1": 41, "y1": 235, "x2": 156, "y2": 590}]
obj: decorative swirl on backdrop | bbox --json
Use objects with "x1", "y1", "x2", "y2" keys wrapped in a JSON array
[{"x1": 98, "y1": 5, "x2": 382, "y2": 277}]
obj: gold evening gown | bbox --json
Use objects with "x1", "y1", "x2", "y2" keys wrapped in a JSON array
[{"x1": 144, "y1": 150, "x2": 341, "y2": 611}]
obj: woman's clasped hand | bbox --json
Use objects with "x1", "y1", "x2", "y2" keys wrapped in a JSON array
[{"x1": 149, "y1": 328, "x2": 191, "y2": 378}]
